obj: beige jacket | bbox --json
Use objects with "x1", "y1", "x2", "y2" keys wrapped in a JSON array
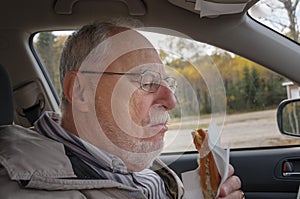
[{"x1": 0, "y1": 125, "x2": 185, "y2": 199}]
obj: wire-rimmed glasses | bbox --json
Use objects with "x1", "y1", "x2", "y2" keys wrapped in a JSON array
[{"x1": 80, "y1": 70, "x2": 177, "y2": 93}]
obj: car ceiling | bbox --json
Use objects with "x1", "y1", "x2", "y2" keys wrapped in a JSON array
[{"x1": 0, "y1": 0, "x2": 300, "y2": 91}]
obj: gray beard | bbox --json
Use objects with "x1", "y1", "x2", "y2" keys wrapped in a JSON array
[{"x1": 120, "y1": 140, "x2": 164, "y2": 171}]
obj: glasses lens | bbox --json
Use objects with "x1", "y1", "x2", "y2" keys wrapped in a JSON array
[
  {"x1": 141, "y1": 71, "x2": 161, "y2": 92},
  {"x1": 165, "y1": 77, "x2": 177, "y2": 93}
]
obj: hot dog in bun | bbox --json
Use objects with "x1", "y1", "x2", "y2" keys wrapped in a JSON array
[{"x1": 192, "y1": 128, "x2": 221, "y2": 199}]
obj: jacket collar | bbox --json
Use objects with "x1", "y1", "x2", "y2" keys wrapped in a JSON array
[
  {"x1": 0, "y1": 125, "x2": 144, "y2": 192},
  {"x1": 0, "y1": 125, "x2": 76, "y2": 181}
]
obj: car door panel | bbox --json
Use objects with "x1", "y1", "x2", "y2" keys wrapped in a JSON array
[
  {"x1": 161, "y1": 146, "x2": 300, "y2": 199},
  {"x1": 231, "y1": 147, "x2": 300, "y2": 199}
]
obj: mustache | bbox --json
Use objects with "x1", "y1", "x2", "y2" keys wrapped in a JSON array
[{"x1": 148, "y1": 110, "x2": 170, "y2": 125}]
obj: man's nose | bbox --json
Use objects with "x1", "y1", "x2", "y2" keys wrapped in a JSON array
[{"x1": 154, "y1": 84, "x2": 177, "y2": 110}]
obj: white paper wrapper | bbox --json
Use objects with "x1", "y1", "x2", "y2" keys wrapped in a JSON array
[
  {"x1": 182, "y1": 122, "x2": 230, "y2": 199},
  {"x1": 297, "y1": 184, "x2": 300, "y2": 199}
]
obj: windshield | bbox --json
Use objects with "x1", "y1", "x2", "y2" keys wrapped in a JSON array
[{"x1": 249, "y1": 0, "x2": 300, "y2": 44}]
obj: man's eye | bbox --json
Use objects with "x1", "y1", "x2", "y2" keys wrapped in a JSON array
[
  {"x1": 142, "y1": 82, "x2": 160, "y2": 92},
  {"x1": 142, "y1": 82, "x2": 154, "y2": 88}
]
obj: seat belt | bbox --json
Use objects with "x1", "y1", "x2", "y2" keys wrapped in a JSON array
[{"x1": 23, "y1": 103, "x2": 42, "y2": 126}]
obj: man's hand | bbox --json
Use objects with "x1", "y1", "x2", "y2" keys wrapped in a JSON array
[{"x1": 217, "y1": 164, "x2": 244, "y2": 199}]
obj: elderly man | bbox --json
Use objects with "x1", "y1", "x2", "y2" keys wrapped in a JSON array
[{"x1": 0, "y1": 21, "x2": 242, "y2": 198}]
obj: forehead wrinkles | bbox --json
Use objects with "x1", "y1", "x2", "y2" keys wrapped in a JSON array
[
  {"x1": 78, "y1": 29, "x2": 156, "y2": 73},
  {"x1": 108, "y1": 48, "x2": 162, "y2": 72}
]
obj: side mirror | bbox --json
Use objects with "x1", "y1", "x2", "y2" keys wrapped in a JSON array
[{"x1": 277, "y1": 98, "x2": 300, "y2": 137}]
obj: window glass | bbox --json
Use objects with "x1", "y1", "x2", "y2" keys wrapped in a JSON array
[
  {"x1": 33, "y1": 31, "x2": 72, "y2": 98},
  {"x1": 249, "y1": 0, "x2": 300, "y2": 44},
  {"x1": 33, "y1": 30, "x2": 300, "y2": 153}
]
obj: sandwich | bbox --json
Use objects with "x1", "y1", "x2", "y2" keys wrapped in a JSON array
[{"x1": 192, "y1": 128, "x2": 221, "y2": 199}]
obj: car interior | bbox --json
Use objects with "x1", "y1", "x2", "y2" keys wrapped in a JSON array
[{"x1": 1, "y1": 0, "x2": 300, "y2": 198}]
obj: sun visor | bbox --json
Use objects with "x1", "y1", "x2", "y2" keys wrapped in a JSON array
[{"x1": 169, "y1": 0, "x2": 251, "y2": 18}]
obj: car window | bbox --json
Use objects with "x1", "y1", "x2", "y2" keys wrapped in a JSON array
[
  {"x1": 33, "y1": 30, "x2": 300, "y2": 153},
  {"x1": 33, "y1": 31, "x2": 72, "y2": 98},
  {"x1": 249, "y1": 0, "x2": 300, "y2": 44}
]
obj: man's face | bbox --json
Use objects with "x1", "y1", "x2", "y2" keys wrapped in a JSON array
[
  {"x1": 74, "y1": 30, "x2": 177, "y2": 171},
  {"x1": 92, "y1": 48, "x2": 176, "y2": 170}
]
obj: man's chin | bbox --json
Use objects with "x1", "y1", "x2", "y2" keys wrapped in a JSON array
[
  {"x1": 124, "y1": 150, "x2": 162, "y2": 171},
  {"x1": 121, "y1": 143, "x2": 164, "y2": 171}
]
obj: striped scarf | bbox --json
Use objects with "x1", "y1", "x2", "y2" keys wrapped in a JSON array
[{"x1": 34, "y1": 111, "x2": 168, "y2": 199}]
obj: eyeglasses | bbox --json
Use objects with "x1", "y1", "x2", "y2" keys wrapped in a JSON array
[{"x1": 80, "y1": 70, "x2": 177, "y2": 93}]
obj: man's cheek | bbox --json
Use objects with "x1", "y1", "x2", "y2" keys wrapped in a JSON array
[{"x1": 129, "y1": 93, "x2": 151, "y2": 126}]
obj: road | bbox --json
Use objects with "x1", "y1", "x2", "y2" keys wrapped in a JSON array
[{"x1": 163, "y1": 109, "x2": 300, "y2": 153}]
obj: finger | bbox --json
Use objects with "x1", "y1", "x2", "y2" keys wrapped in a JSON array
[
  {"x1": 228, "y1": 164, "x2": 235, "y2": 177},
  {"x1": 217, "y1": 190, "x2": 245, "y2": 199},
  {"x1": 218, "y1": 175, "x2": 241, "y2": 197}
]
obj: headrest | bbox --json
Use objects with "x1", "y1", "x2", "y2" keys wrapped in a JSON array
[{"x1": 0, "y1": 64, "x2": 14, "y2": 125}]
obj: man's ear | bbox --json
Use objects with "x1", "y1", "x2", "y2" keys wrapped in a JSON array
[{"x1": 63, "y1": 71, "x2": 89, "y2": 112}]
